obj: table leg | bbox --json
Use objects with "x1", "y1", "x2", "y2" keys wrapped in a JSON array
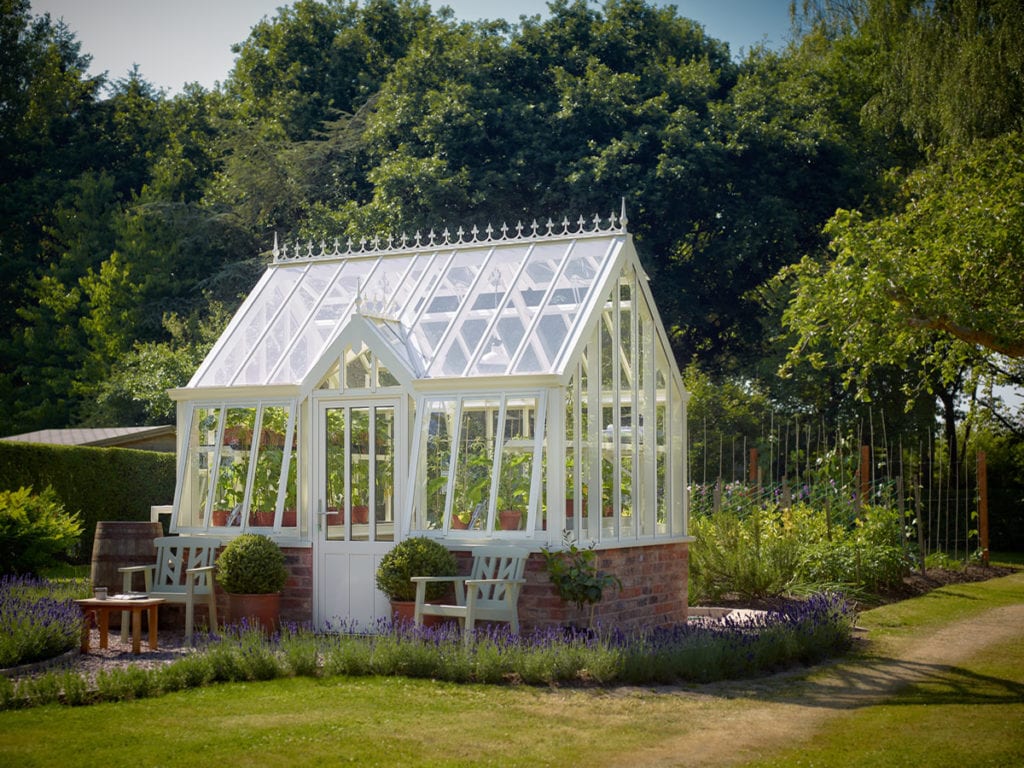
[
  {"x1": 147, "y1": 604, "x2": 159, "y2": 650},
  {"x1": 131, "y1": 608, "x2": 142, "y2": 655},
  {"x1": 98, "y1": 608, "x2": 110, "y2": 650},
  {"x1": 80, "y1": 610, "x2": 93, "y2": 653}
]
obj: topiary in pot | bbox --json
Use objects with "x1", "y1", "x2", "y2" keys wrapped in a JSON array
[
  {"x1": 216, "y1": 534, "x2": 288, "y2": 633},
  {"x1": 375, "y1": 536, "x2": 458, "y2": 603}
]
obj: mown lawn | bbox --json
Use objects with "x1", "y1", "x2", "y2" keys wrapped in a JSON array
[{"x1": 1, "y1": 572, "x2": 1022, "y2": 768}]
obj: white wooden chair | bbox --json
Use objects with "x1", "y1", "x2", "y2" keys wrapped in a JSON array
[
  {"x1": 412, "y1": 546, "x2": 529, "y2": 646},
  {"x1": 119, "y1": 536, "x2": 220, "y2": 644}
]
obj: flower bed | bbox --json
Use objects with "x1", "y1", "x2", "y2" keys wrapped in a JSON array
[
  {"x1": 0, "y1": 592, "x2": 856, "y2": 709},
  {"x1": 0, "y1": 575, "x2": 88, "y2": 669}
]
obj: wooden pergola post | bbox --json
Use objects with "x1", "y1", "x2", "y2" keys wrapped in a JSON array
[{"x1": 978, "y1": 451, "x2": 989, "y2": 566}]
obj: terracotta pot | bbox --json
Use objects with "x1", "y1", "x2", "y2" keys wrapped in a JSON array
[
  {"x1": 249, "y1": 510, "x2": 275, "y2": 527},
  {"x1": 212, "y1": 509, "x2": 231, "y2": 527},
  {"x1": 227, "y1": 592, "x2": 281, "y2": 634},
  {"x1": 282, "y1": 508, "x2": 297, "y2": 527},
  {"x1": 499, "y1": 509, "x2": 522, "y2": 531},
  {"x1": 390, "y1": 600, "x2": 446, "y2": 628},
  {"x1": 451, "y1": 514, "x2": 469, "y2": 529},
  {"x1": 326, "y1": 507, "x2": 342, "y2": 525},
  {"x1": 351, "y1": 505, "x2": 370, "y2": 524}
]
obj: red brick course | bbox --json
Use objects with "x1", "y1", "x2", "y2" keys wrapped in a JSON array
[{"x1": 204, "y1": 542, "x2": 687, "y2": 632}]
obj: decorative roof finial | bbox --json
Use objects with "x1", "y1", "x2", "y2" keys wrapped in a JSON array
[{"x1": 273, "y1": 206, "x2": 629, "y2": 264}]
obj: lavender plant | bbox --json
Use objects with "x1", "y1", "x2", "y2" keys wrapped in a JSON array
[
  {"x1": 0, "y1": 593, "x2": 856, "y2": 711},
  {"x1": 0, "y1": 574, "x2": 88, "y2": 668}
]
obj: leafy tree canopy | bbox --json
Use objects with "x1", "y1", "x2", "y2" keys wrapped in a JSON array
[{"x1": 779, "y1": 134, "x2": 1024, "y2": 401}]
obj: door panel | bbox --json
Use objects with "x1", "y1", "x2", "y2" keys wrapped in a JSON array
[{"x1": 315, "y1": 399, "x2": 401, "y2": 629}]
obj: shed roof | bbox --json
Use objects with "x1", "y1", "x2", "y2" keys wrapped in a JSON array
[
  {"x1": 0, "y1": 425, "x2": 176, "y2": 451},
  {"x1": 188, "y1": 212, "x2": 634, "y2": 391}
]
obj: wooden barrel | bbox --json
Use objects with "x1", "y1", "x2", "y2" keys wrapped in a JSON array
[{"x1": 90, "y1": 521, "x2": 163, "y2": 594}]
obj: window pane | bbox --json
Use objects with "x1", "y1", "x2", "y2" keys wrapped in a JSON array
[
  {"x1": 497, "y1": 406, "x2": 531, "y2": 532},
  {"x1": 248, "y1": 406, "x2": 288, "y2": 527},
  {"x1": 325, "y1": 408, "x2": 346, "y2": 540},
  {"x1": 349, "y1": 407, "x2": 371, "y2": 541},
  {"x1": 453, "y1": 402, "x2": 494, "y2": 531},
  {"x1": 374, "y1": 406, "x2": 395, "y2": 542},
  {"x1": 423, "y1": 401, "x2": 452, "y2": 530},
  {"x1": 180, "y1": 406, "x2": 221, "y2": 528}
]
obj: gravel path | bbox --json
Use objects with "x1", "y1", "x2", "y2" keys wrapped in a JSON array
[{"x1": 4, "y1": 626, "x2": 198, "y2": 685}]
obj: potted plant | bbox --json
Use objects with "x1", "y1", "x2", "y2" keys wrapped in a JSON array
[
  {"x1": 497, "y1": 451, "x2": 531, "y2": 531},
  {"x1": 375, "y1": 536, "x2": 458, "y2": 623},
  {"x1": 249, "y1": 446, "x2": 283, "y2": 527},
  {"x1": 213, "y1": 459, "x2": 246, "y2": 526},
  {"x1": 349, "y1": 459, "x2": 370, "y2": 525},
  {"x1": 216, "y1": 533, "x2": 289, "y2": 633},
  {"x1": 541, "y1": 533, "x2": 622, "y2": 628}
]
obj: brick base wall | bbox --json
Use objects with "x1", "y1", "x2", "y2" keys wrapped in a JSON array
[
  {"x1": 191, "y1": 542, "x2": 686, "y2": 634},
  {"x1": 517, "y1": 542, "x2": 689, "y2": 632}
]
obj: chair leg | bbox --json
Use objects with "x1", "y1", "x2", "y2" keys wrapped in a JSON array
[
  {"x1": 120, "y1": 570, "x2": 132, "y2": 643},
  {"x1": 207, "y1": 593, "x2": 218, "y2": 635},
  {"x1": 463, "y1": 590, "x2": 477, "y2": 648}
]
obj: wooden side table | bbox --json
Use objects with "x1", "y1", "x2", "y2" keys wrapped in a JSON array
[{"x1": 77, "y1": 597, "x2": 165, "y2": 655}]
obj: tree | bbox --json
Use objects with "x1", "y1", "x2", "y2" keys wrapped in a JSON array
[
  {"x1": 861, "y1": 0, "x2": 1024, "y2": 149},
  {"x1": 779, "y1": 134, "x2": 1024, "y2": 402},
  {"x1": 88, "y1": 306, "x2": 230, "y2": 425}
]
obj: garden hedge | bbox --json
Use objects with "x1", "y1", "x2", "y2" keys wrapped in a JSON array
[{"x1": 0, "y1": 442, "x2": 175, "y2": 563}]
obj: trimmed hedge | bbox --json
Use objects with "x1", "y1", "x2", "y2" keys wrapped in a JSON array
[{"x1": 0, "y1": 442, "x2": 175, "y2": 563}]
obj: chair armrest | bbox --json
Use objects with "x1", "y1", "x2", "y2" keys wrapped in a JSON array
[
  {"x1": 464, "y1": 578, "x2": 526, "y2": 586},
  {"x1": 119, "y1": 564, "x2": 155, "y2": 594},
  {"x1": 186, "y1": 565, "x2": 215, "y2": 585},
  {"x1": 118, "y1": 565, "x2": 154, "y2": 574},
  {"x1": 410, "y1": 576, "x2": 466, "y2": 584}
]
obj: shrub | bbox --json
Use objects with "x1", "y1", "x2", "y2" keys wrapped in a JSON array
[
  {"x1": 374, "y1": 536, "x2": 458, "y2": 602},
  {"x1": 541, "y1": 535, "x2": 621, "y2": 627},
  {"x1": 0, "y1": 486, "x2": 83, "y2": 575},
  {"x1": 689, "y1": 506, "x2": 802, "y2": 602},
  {"x1": 216, "y1": 534, "x2": 287, "y2": 594},
  {"x1": 796, "y1": 504, "x2": 911, "y2": 593}
]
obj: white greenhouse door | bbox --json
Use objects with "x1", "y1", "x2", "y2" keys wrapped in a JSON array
[{"x1": 314, "y1": 399, "x2": 401, "y2": 630}]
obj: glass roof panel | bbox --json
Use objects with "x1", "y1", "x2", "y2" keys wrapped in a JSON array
[
  {"x1": 267, "y1": 260, "x2": 374, "y2": 385},
  {"x1": 186, "y1": 222, "x2": 630, "y2": 389},
  {"x1": 191, "y1": 265, "x2": 306, "y2": 387}
]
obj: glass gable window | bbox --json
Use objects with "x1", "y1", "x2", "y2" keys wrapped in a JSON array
[{"x1": 557, "y1": 263, "x2": 686, "y2": 543}]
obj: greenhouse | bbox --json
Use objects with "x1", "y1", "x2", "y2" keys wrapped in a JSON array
[{"x1": 169, "y1": 207, "x2": 691, "y2": 629}]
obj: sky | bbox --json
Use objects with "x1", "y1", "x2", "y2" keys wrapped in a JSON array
[{"x1": 30, "y1": 0, "x2": 795, "y2": 94}]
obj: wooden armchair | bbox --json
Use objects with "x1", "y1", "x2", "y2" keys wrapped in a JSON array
[
  {"x1": 119, "y1": 536, "x2": 220, "y2": 643},
  {"x1": 412, "y1": 546, "x2": 529, "y2": 646}
]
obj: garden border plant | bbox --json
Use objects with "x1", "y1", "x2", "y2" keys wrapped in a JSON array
[{"x1": 0, "y1": 591, "x2": 856, "y2": 710}]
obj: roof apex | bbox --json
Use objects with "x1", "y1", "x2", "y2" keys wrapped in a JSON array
[{"x1": 273, "y1": 207, "x2": 629, "y2": 264}]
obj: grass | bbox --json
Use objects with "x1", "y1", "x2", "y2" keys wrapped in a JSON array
[
  {"x1": 1, "y1": 571, "x2": 1021, "y2": 767},
  {"x1": 747, "y1": 574, "x2": 1024, "y2": 768},
  {"x1": 991, "y1": 550, "x2": 1024, "y2": 567}
]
